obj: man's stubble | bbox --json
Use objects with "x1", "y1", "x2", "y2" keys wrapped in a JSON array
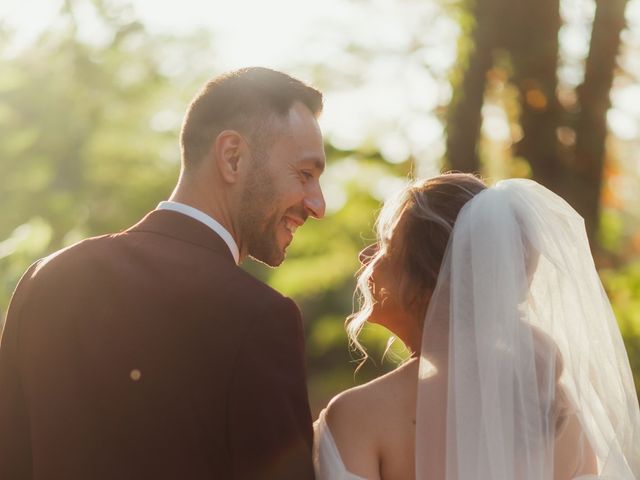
[{"x1": 238, "y1": 151, "x2": 284, "y2": 267}]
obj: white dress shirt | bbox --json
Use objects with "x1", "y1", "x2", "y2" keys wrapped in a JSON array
[{"x1": 156, "y1": 201, "x2": 240, "y2": 264}]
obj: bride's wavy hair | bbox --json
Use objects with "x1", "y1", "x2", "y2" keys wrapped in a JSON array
[{"x1": 347, "y1": 172, "x2": 487, "y2": 361}]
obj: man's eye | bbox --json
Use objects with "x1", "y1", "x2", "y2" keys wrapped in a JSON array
[{"x1": 301, "y1": 171, "x2": 313, "y2": 181}]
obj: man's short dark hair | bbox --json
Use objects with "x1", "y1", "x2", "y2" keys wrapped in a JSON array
[{"x1": 180, "y1": 67, "x2": 323, "y2": 167}]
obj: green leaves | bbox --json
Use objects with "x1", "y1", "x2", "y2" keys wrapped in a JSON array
[{"x1": 0, "y1": 4, "x2": 207, "y2": 317}]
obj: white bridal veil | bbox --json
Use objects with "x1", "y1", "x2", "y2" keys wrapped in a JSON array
[{"x1": 416, "y1": 179, "x2": 640, "y2": 479}]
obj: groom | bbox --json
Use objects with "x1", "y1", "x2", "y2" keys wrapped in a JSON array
[{"x1": 0, "y1": 68, "x2": 325, "y2": 479}]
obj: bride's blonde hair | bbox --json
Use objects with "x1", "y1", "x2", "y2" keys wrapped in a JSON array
[{"x1": 347, "y1": 172, "x2": 487, "y2": 360}]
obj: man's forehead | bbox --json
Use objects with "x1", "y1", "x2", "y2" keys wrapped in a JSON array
[
  {"x1": 283, "y1": 105, "x2": 325, "y2": 160},
  {"x1": 286, "y1": 100, "x2": 322, "y2": 129}
]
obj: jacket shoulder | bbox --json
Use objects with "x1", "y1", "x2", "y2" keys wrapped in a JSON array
[
  {"x1": 221, "y1": 266, "x2": 302, "y2": 330},
  {"x1": 31, "y1": 234, "x2": 115, "y2": 275}
]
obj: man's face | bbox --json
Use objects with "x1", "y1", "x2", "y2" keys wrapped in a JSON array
[{"x1": 238, "y1": 102, "x2": 326, "y2": 266}]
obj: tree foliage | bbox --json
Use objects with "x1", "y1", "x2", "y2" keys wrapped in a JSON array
[{"x1": 0, "y1": 1, "x2": 207, "y2": 316}]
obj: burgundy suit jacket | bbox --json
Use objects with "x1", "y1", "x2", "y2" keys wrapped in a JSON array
[{"x1": 0, "y1": 210, "x2": 315, "y2": 480}]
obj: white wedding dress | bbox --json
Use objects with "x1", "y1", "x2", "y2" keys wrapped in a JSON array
[
  {"x1": 313, "y1": 409, "x2": 366, "y2": 480},
  {"x1": 314, "y1": 179, "x2": 640, "y2": 480}
]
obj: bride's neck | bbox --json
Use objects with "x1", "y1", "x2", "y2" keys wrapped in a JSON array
[{"x1": 415, "y1": 322, "x2": 449, "y2": 364}]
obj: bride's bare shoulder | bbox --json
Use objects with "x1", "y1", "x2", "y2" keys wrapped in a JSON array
[
  {"x1": 322, "y1": 359, "x2": 418, "y2": 478},
  {"x1": 325, "y1": 358, "x2": 418, "y2": 436}
]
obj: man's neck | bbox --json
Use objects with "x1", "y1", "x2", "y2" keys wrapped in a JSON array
[{"x1": 169, "y1": 178, "x2": 242, "y2": 255}]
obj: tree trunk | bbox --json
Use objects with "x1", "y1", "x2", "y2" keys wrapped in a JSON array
[
  {"x1": 569, "y1": 0, "x2": 628, "y2": 243},
  {"x1": 445, "y1": 0, "x2": 497, "y2": 173},
  {"x1": 444, "y1": 0, "x2": 628, "y2": 251},
  {"x1": 508, "y1": 0, "x2": 564, "y2": 193}
]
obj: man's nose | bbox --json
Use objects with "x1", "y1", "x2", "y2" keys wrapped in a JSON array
[{"x1": 304, "y1": 183, "x2": 326, "y2": 219}]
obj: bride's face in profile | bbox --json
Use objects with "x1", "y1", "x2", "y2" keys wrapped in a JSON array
[
  {"x1": 359, "y1": 241, "x2": 421, "y2": 347},
  {"x1": 348, "y1": 173, "x2": 488, "y2": 358}
]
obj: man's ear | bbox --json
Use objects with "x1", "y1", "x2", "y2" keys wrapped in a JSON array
[{"x1": 213, "y1": 130, "x2": 247, "y2": 183}]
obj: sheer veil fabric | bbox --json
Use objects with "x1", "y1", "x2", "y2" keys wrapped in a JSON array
[{"x1": 416, "y1": 179, "x2": 640, "y2": 479}]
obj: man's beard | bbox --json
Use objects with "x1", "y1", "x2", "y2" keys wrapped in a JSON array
[{"x1": 238, "y1": 158, "x2": 285, "y2": 267}]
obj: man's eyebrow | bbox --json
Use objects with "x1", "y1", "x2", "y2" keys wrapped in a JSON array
[{"x1": 300, "y1": 155, "x2": 326, "y2": 174}]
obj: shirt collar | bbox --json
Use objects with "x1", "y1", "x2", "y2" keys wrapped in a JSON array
[{"x1": 156, "y1": 201, "x2": 240, "y2": 264}]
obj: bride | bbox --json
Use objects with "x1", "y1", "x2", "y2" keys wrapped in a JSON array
[{"x1": 314, "y1": 173, "x2": 640, "y2": 479}]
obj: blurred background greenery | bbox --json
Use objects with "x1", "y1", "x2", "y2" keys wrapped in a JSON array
[{"x1": 1, "y1": 0, "x2": 639, "y2": 414}]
